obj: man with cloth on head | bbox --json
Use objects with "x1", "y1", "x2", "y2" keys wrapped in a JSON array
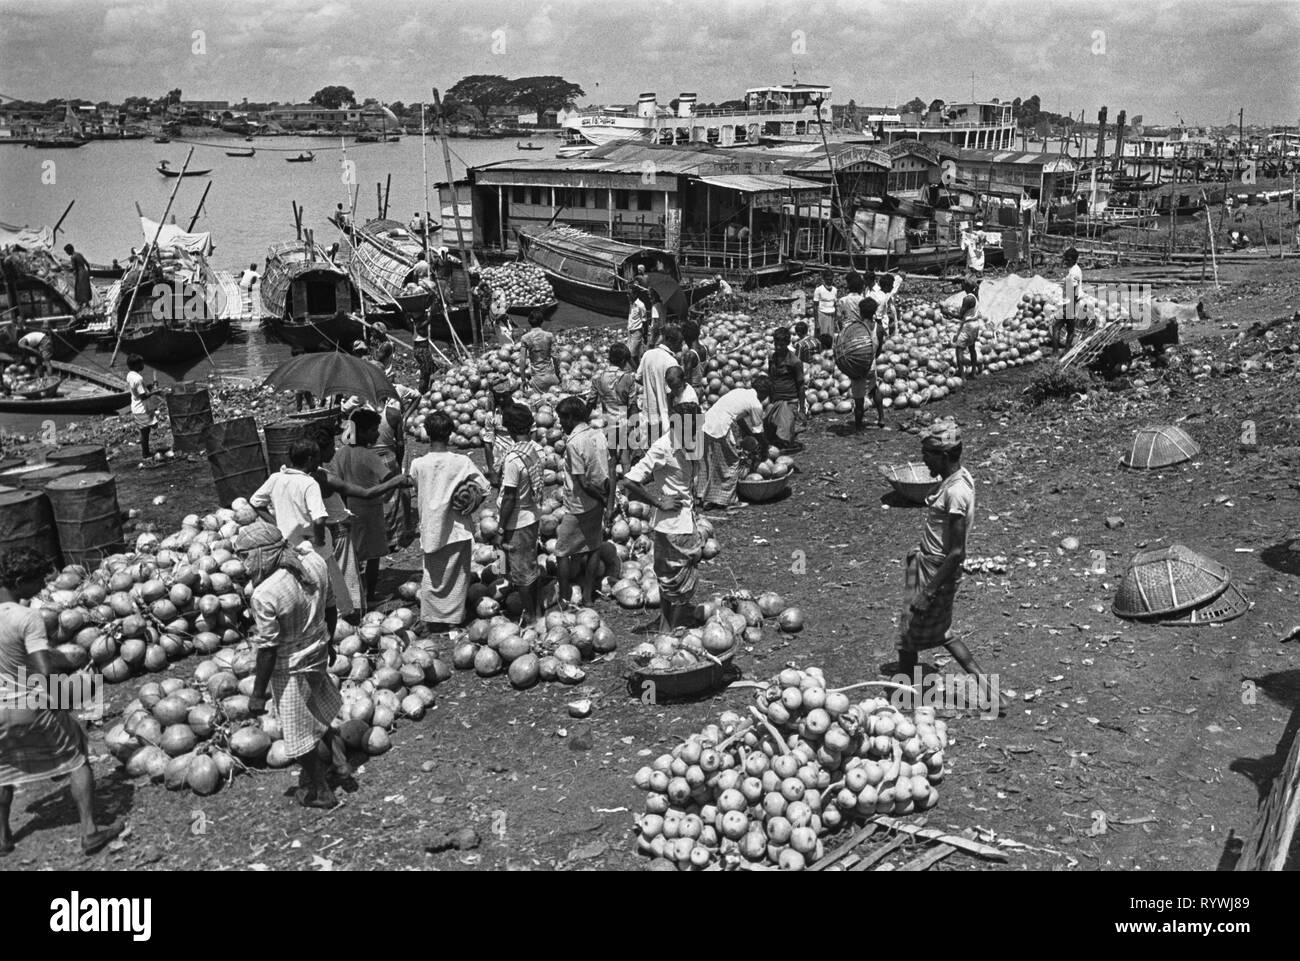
[
  {"x1": 888, "y1": 418, "x2": 1004, "y2": 715},
  {"x1": 239, "y1": 521, "x2": 350, "y2": 809}
]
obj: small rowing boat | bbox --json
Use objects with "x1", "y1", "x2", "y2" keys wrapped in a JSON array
[
  {"x1": 0, "y1": 360, "x2": 130, "y2": 415},
  {"x1": 225, "y1": 147, "x2": 255, "y2": 158},
  {"x1": 157, "y1": 162, "x2": 212, "y2": 177},
  {"x1": 286, "y1": 152, "x2": 315, "y2": 163}
]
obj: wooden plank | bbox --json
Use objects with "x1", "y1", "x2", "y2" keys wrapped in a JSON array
[
  {"x1": 872, "y1": 815, "x2": 1009, "y2": 861},
  {"x1": 1236, "y1": 723, "x2": 1300, "y2": 871},
  {"x1": 849, "y1": 833, "x2": 908, "y2": 871},
  {"x1": 810, "y1": 823, "x2": 879, "y2": 871},
  {"x1": 899, "y1": 842, "x2": 959, "y2": 871}
]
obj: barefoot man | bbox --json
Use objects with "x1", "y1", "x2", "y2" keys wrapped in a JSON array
[{"x1": 890, "y1": 418, "x2": 1003, "y2": 715}]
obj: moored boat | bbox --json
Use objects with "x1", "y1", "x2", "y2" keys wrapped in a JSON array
[
  {"x1": 0, "y1": 360, "x2": 130, "y2": 415},
  {"x1": 260, "y1": 240, "x2": 367, "y2": 352},
  {"x1": 157, "y1": 162, "x2": 212, "y2": 177},
  {"x1": 516, "y1": 225, "x2": 717, "y2": 317},
  {"x1": 0, "y1": 232, "x2": 104, "y2": 356},
  {"x1": 225, "y1": 147, "x2": 255, "y2": 158},
  {"x1": 286, "y1": 152, "x2": 315, "y2": 163},
  {"x1": 111, "y1": 217, "x2": 231, "y2": 366}
]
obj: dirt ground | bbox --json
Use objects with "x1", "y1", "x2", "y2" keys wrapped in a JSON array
[{"x1": 3, "y1": 263, "x2": 1299, "y2": 872}]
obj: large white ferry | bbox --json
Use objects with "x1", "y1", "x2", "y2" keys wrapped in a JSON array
[{"x1": 560, "y1": 83, "x2": 833, "y2": 151}]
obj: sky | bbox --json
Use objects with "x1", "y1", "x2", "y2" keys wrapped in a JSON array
[{"x1": 1, "y1": 0, "x2": 1297, "y2": 127}]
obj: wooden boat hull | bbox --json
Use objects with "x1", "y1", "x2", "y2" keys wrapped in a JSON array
[
  {"x1": 263, "y1": 313, "x2": 365, "y2": 353},
  {"x1": 286, "y1": 156, "x2": 315, "y2": 163},
  {"x1": 0, "y1": 360, "x2": 129, "y2": 415},
  {"x1": 118, "y1": 319, "x2": 231, "y2": 365},
  {"x1": 506, "y1": 300, "x2": 559, "y2": 320},
  {"x1": 29, "y1": 139, "x2": 86, "y2": 149},
  {"x1": 226, "y1": 150, "x2": 255, "y2": 158}
]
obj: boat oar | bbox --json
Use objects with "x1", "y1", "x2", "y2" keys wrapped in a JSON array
[{"x1": 111, "y1": 147, "x2": 195, "y2": 367}]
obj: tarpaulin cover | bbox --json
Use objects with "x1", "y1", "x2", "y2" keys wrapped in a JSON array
[
  {"x1": 941, "y1": 273, "x2": 1063, "y2": 325},
  {"x1": 140, "y1": 217, "x2": 212, "y2": 255},
  {"x1": 0, "y1": 221, "x2": 54, "y2": 251}
]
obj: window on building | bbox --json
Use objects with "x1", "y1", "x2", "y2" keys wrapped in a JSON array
[
  {"x1": 636, "y1": 190, "x2": 653, "y2": 211},
  {"x1": 593, "y1": 189, "x2": 608, "y2": 209},
  {"x1": 531, "y1": 187, "x2": 545, "y2": 205},
  {"x1": 512, "y1": 186, "x2": 526, "y2": 204},
  {"x1": 613, "y1": 189, "x2": 629, "y2": 209}
]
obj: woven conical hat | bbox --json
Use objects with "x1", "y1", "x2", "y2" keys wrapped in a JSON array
[
  {"x1": 1158, "y1": 581, "x2": 1250, "y2": 626},
  {"x1": 1112, "y1": 544, "x2": 1231, "y2": 619},
  {"x1": 1121, "y1": 425, "x2": 1200, "y2": 469}
]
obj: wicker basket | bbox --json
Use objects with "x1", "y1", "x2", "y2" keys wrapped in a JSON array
[
  {"x1": 1158, "y1": 580, "x2": 1250, "y2": 626},
  {"x1": 833, "y1": 323, "x2": 876, "y2": 378},
  {"x1": 737, "y1": 474, "x2": 792, "y2": 503},
  {"x1": 1112, "y1": 544, "x2": 1231, "y2": 619},
  {"x1": 627, "y1": 648, "x2": 736, "y2": 701},
  {"x1": 1121, "y1": 425, "x2": 1200, "y2": 469},
  {"x1": 880, "y1": 462, "x2": 940, "y2": 504}
]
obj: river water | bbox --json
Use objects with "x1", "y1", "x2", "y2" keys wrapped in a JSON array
[{"x1": 0, "y1": 133, "x2": 617, "y2": 432}]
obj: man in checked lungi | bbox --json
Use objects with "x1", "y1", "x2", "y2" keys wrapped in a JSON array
[
  {"x1": 620, "y1": 399, "x2": 705, "y2": 630},
  {"x1": 696, "y1": 374, "x2": 770, "y2": 511},
  {"x1": 1, "y1": 548, "x2": 125, "y2": 857},
  {"x1": 888, "y1": 419, "x2": 1005, "y2": 715},
  {"x1": 240, "y1": 522, "x2": 350, "y2": 809}
]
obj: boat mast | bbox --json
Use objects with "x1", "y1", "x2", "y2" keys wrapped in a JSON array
[
  {"x1": 111, "y1": 147, "x2": 196, "y2": 366},
  {"x1": 421, "y1": 101, "x2": 430, "y2": 261},
  {"x1": 432, "y1": 87, "x2": 481, "y2": 347}
]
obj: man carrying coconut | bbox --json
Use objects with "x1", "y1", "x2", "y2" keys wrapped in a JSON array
[
  {"x1": 0, "y1": 548, "x2": 125, "y2": 856},
  {"x1": 888, "y1": 419, "x2": 1004, "y2": 716},
  {"x1": 555, "y1": 396, "x2": 610, "y2": 606},
  {"x1": 696, "y1": 374, "x2": 770, "y2": 510},
  {"x1": 953, "y1": 294, "x2": 982, "y2": 379},
  {"x1": 239, "y1": 521, "x2": 349, "y2": 809},
  {"x1": 620, "y1": 399, "x2": 705, "y2": 630},
  {"x1": 764, "y1": 327, "x2": 805, "y2": 453},
  {"x1": 411, "y1": 411, "x2": 490, "y2": 633}
]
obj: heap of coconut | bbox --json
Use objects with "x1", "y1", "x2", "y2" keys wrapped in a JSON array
[{"x1": 633, "y1": 665, "x2": 951, "y2": 871}]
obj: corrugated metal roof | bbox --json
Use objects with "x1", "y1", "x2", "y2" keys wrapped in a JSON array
[
  {"x1": 693, "y1": 172, "x2": 826, "y2": 193},
  {"x1": 957, "y1": 149, "x2": 1076, "y2": 167}
]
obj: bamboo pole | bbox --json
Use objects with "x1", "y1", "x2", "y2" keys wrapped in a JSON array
[
  {"x1": 110, "y1": 146, "x2": 195, "y2": 367},
  {"x1": 51, "y1": 200, "x2": 75, "y2": 240},
  {"x1": 421, "y1": 102, "x2": 431, "y2": 262},
  {"x1": 432, "y1": 87, "x2": 481, "y2": 348},
  {"x1": 186, "y1": 180, "x2": 212, "y2": 232}
]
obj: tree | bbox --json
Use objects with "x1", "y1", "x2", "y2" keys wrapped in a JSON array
[
  {"x1": 506, "y1": 76, "x2": 585, "y2": 121},
  {"x1": 903, "y1": 97, "x2": 927, "y2": 114},
  {"x1": 309, "y1": 86, "x2": 356, "y2": 110},
  {"x1": 389, "y1": 100, "x2": 407, "y2": 117},
  {"x1": 447, "y1": 74, "x2": 511, "y2": 124},
  {"x1": 165, "y1": 88, "x2": 182, "y2": 106}
]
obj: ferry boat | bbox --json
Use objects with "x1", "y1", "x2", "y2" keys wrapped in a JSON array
[{"x1": 561, "y1": 83, "x2": 833, "y2": 150}]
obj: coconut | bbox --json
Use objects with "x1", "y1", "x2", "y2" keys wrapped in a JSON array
[
  {"x1": 152, "y1": 695, "x2": 191, "y2": 727},
  {"x1": 229, "y1": 726, "x2": 272, "y2": 763},
  {"x1": 220, "y1": 694, "x2": 252, "y2": 723},
  {"x1": 777, "y1": 607, "x2": 805, "y2": 633},
  {"x1": 473, "y1": 646, "x2": 502, "y2": 677},
  {"x1": 366, "y1": 727, "x2": 392, "y2": 755},
  {"x1": 105, "y1": 723, "x2": 141, "y2": 761},
  {"x1": 163, "y1": 752, "x2": 197, "y2": 790},
  {"x1": 553, "y1": 643, "x2": 582, "y2": 666},
  {"x1": 186, "y1": 754, "x2": 221, "y2": 795},
  {"x1": 264, "y1": 740, "x2": 293, "y2": 769},
  {"x1": 186, "y1": 703, "x2": 219, "y2": 739},
  {"x1": 207, "y1": 671, "x2": 239, "y2": 700},
  {"x1": 497, "y1": 633, "x2": 531, "y2": 663},
  {"x1": 507, "y1": 653, "x2": 540, "y2": 689}
]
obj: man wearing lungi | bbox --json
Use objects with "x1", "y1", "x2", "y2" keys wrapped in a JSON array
[
  {"x1": 1, "y1": 548, "x2": 124, "y2": 856},
  {"x1": 519, "y1": 311, "x2": 561, "y2": 392},
  {"x1": 331, "y1": 409, "x2": 399, "y2": 605},
  {"x1": 591, "y1": 341, "x2": 637, "y2": 485},
  {"x1": 696, "y1": 374, "x2": 770, "y2": 511},
  {"x1": 411, "y1": 412, "x2": 490, "y2": 634},
  {"x1": 555, "y1": 396, "x2": 610, "y2": 606},
  {"x1": 481, "y1": 375, "x2": 519, "y2": 487},
  {"x1": 620, "y1": 399, "x2": 705, "y2": 630},
  {"x1": 240, "y1": 523, "x2": 348, "y2": 809},
  {"x1": 496, "y1": 404, "x2": 546, "y2": 622},
  {"x1": 890, "y1": 419, "x2": 1004, "y2": 715},
  {"x1": 635, "y1": 326, "x2": 683, "y2": 450},
  {"x1": 764, "y1": 327, "x2": 806, "y2": 453},
  {"x1": 305, "y1": 423, "x2": 413, "y2": 622},
  {"x1": 845, "y1": 296, "x2": 887, "y2": 431}
]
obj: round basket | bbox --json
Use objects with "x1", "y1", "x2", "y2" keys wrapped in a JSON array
[
  {"x1": 737, "y1": 474, "x2": 792, "y2": 503},
  {"x1": 16, "y1": 377, "x2": 63, "y2": 400},
  {"x1": 1112, "y1": 544, "x2": 1231, "y2": 619},
  {"x1": 1157, "y1": 580, "x2": 1250, "y2": 626},
  {"x1": 833, "y1": 324, "x2": 876, "y2": 379},
  {"x1": 627, "y1": 648, "x2": 736, "y2": 701},
  {"x1": 879, "y1": 462, "x2": 940, "y2": 504},
  {"x1": 1121, "y1": 425, "x2": 1199, "y2": 469}
]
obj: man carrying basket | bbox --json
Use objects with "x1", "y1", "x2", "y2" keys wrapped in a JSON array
[{"x1": 833, "y1": 296, "x2": 886, "y2": 431}]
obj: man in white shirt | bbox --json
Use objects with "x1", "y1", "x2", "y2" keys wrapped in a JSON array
[
  {"x1": 238, "y1": 263, "x2": 260, "y2": 290},
  {"x1": 636, "y1": 326, "x2": 686, "y2": 447},
  {"x1": 16, "y1": 330, "x2": 52, "y2": 379},
  {"x1": 813, "y1": 269, "x2": 838, "y2": 338},
  {"x1": 961, "y1": 219, "x2": 986, "y2": 286},
  {"x1": 496, "y1": 403, "x2": 545, "y2": 622},
  {"x1": 1056, "y1": 246, "x2": 1083, "y2": 353},
  {"x1": 621, "y1": 399, "x2": 705, "y2": 629},
  {"x1": 696, "y1": 375, "x2": 771, "y2": 510},
  {"x1": 714, "y1": 273, "x2": 734, "y2": 297},
  {"x1": 124, "y1": 353, "x2": 161, "y2": 464},
  {"x1": 555, "y1": 396, "x2": 610, "y2": 606},
  {"x1": 249, "y1": 440, "x2": 329, "y2": 548},
  {"x1": 626, "y1": 290, "x2": 649, "y2": 362},
  {"x1": 866, "y1": 272, "x2": 902, "y2": 337}
]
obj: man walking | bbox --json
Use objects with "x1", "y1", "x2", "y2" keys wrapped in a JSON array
[
  {"x1": 889, "y1": 419, "x2": 1004, "y2": 715},
  {"x1": 555, "y1": 396, "x2": 609, "y2": 606},
  {"x1": 496, "y1": 403, "x2": 545, "y2": 623},
  {"x1": 239, "y1": 522, "x2": 349, "y2": 809}
]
